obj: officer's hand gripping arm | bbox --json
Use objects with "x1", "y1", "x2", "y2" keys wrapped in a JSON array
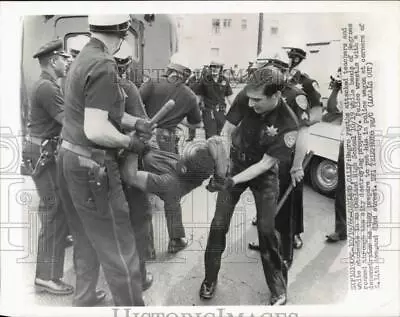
[{"x1": 290, "y1": 127, "x2": 308, "y2": 186}]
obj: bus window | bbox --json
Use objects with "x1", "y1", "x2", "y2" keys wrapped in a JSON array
[{"x1": 125, "y1": 30, "x2": 139, "y2": 61}]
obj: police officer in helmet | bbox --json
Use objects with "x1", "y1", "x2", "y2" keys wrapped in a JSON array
[
  {"x1": 192, "y1": 60, "x2": 233, "y2": 139},
  {"x1": 139, "y1": 51, "x2": 202, "y2": 154},
  {"x1": 58, "y1": 15, "x2": 155, "y2": 306},
  {"x1": 114, "y1": 39, "x2": 154, "y2": 291},
  {"x1": 200, "y1": 66, "x2": 299, "y2": 305}
]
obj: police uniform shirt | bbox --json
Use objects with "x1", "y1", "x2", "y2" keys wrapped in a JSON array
[
  {"x1": 227, "y1": 89, "x2": 309, "y2": 165},
  {"x1": 28, "y1": 70, "x2": 64, "y2": 139},
  {"x1": 139, "y1": 76, "x2": 201, "y2": 130},
  {"x1": 192, "y1": 74, "x2": 233, "y2": 109},
  {"x1": 62, "y1": 38, "x2": 126, "y2": 147},
  {"x1": 296, "y1": 73, "x2": 321, "y2": 108},
  {"x1": 281, "y1": 83, "x2": 311, "y2": 127},
  {"x1": 119, "y1": 78, "x2": 149, "y2": 119}
]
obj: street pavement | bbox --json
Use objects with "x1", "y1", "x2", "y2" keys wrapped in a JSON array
[{"x1": 17, "y1": 177, "x2": 348, "y2": 307}]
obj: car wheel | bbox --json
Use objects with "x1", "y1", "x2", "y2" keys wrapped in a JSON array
[{"x1": 310, "y1": 157, "x2": 338, "y2": 197}]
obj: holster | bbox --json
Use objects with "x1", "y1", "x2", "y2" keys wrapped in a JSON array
[
  {"x1": 31, "y1": 137, "x2": 60, "y2": 177},
  {"x1": 78, "y1": 149, "x2": 109, "y2": 215}
]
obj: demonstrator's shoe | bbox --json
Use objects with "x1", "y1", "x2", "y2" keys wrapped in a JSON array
[
  {"x1": 74, "y1": 289, "x2": 107, "y2": 307},
  {"x1": 168, "y1": 238, "x2": 188, "y2": 253},
  {"x1": 248, "y1": 241, "x2": 260, "y2": 251},
  {"x1": 199, "y1": 279, "x2": 217, "y2": 300},
  {"x1": 325, "y1": 232, "x2": 347, "y2": 243}
]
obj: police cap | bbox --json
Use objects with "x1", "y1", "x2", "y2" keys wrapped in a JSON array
[
  {"x1": 33, "y1": 39, "x2": 69, "y2": 59},
  {"x1": 88, "y1": 15, "x2": 131, "y2": 35}
]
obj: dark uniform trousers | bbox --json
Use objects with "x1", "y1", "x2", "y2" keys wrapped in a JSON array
[
  {"x1": 275, "y1": 160, "x2": 296, "y2": 263},
  {"x1": 123, "y1": 185, "x2": 153, "y2": 273},
  {"x1": 202, "y1": 108, "x2": 226, "y2": 139},
  {"x1": 334, "y1": 142, "x2": 347, "y2": 235},
  {"x1": 57, "y1": 147, "x2": 144, "y2": 306},
  {"x1": 24, "y1": 141, "x2": 69, "y2": 281},
  {"x1": 204, "y1": 156, "x2": 287, "y2": 298}
]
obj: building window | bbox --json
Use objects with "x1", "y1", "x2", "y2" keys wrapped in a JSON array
[
  {"x1": 270, "y1": 26, "x2": 279, "y2": 35},
  {"x1": 212, "y1": 18, "x2": 221, "y2": 34},
  {"x1": 211, "y1": 48, "x2": 220, "y2": 57},
  {"x1": 241, "y1": 19, "x2": 247, "y2": 30},
  {"x1": 223, "y1": 19, "x2": 232, "y2": 28}
]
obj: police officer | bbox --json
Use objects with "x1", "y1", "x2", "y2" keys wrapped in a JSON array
[
  {"x1": 193, "y1": 60, "x2": 234, "y2": 139},
  {"x1": 120, "y1": 136, "x2": 228, "y2": 253},
  {"x1": 285, "y1": 45, "x2": 323, "y2": 249},
  {"x1": 199, "y1": 66, "x2": 309, "y2": 305},
  {"x1": 139, "y1": 52, "x2": 203, "y2": 154},
  {"x1": 325, "y1": 68, "x2": 347, "y2": 242},
  {"x1": 246, "y1": 52, "x2": 310, "y2": 268},
  {"x1": 114, "y1": 41, "x2": 154, "y2": 289},
  {"x1": 58, "y1": 15, "x2": 154, "y2": 306},
  {"x1": 23, "y1": 39, "x2": 74, "y2": 296}
]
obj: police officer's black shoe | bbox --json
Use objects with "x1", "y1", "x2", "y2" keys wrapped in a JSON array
[
  {"x1": 271, "y1": 293, "x2": 287, "y2": 305},
  {"x1": 199, "y1": 279, "x2": 217, "y2": 300},
  {"x1": 65, "y1": 235, "x2": 74, "y2": 248},
  {"x1": 248, "y1": 241, "x2": 260, "y2": 251},
  {"x1": 293, "y1": 234, "x2": 303, "y2": 249},
  {"x1": 251, "y1": 216, "x2": 257, "y2": 226},
  {"x1": 142, "y1": 272, "x2": 154, "y2": 291},
  {"x1": 325, "y1": 232, "x2": 347, "y2": 243},
  {"x1": 167, "y1": 238, "x2": 188, "y2": 253}
]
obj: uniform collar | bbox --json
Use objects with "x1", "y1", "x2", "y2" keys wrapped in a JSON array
[{"x1": 40, "y1": 69, "x2": 57, "y2": 83}]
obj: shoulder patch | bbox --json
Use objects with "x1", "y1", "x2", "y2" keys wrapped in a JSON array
[
  {"x1": 312, "y1": 81, "x2": 320, "y2": 92},
  {"x1": 284, "y1": 131, "x2": 298, "y2": 148},
  {"x1": 295, "y1": 95, "x2": 308, "y2": 110}
]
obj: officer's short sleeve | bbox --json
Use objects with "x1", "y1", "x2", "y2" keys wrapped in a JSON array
[
  {"x1": 139, "y1": 79, "x2": 154, "y2": 104},
  {"x1": 291, "y1": 94, "x2": 312, "y2": 127},
  {"x1": 185, "y1": 90, "x2": 202, "y2": 124},
  {"x1": 84, "y1": 60, "x2": 122, "y2": 112},
  {"x1": 226, "y1": 89, "x2": 248, "y2": 125},
  {"x1": 36, "y1": 81, "x2": 64, "y2": 119}
]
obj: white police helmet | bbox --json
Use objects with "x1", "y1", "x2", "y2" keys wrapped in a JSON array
[
  {"x1": 69, "y1": 35, "x2": 90, "y2": 57},
  {"x1": 88, "y1": 15, "x2": 131, "y2": 34},
  {"x1": 167, "y1": 52, "x2": 191, "y2": 76},
  {"x1": 256, "y1": 47, "x2": 290, "y2": 70}
]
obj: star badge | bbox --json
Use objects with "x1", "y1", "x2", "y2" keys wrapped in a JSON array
[
  {"x1": 301, "y1": 112, "x2": 309, "y2": 120},
  {"x1": 295, "y1": 83, "x2": 304, "y2": 90},
  {"x1": 265, "y1": 125, "x2": 278, "y2": 136}
]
